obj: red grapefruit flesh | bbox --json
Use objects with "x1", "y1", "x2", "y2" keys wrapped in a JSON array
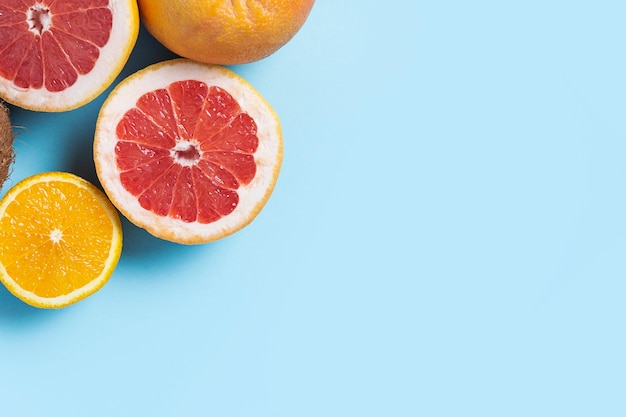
[
  {"x1": 94, "y1": 59, "x2": 283, "y2": 244},
  {"x1": 0, "y1": 0, "x2": 138, "y2": 112}
]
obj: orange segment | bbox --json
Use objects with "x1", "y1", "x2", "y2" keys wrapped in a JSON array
[{"x1": 0, "y1": 172, "x2": 122, "y2": 308}]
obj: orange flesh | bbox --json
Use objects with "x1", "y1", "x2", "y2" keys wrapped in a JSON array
[
  {"x1": 0, "y1": 0, "x2": 112, "y2": 91},
  {"x1": 115, "y1": 80, "x2": 259, "y2": 223},
  {"x1": 0, "y1": 180, "x2": 115, "y2": 298}
]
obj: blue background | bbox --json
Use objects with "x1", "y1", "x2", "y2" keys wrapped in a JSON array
[{"x1": 2, "y1": 1, "x2": 626, "y2": 415}]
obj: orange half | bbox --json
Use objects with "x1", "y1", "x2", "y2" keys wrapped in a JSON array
[{"x1": 0, "y1": 172, "x2": 123, "y2": 308}]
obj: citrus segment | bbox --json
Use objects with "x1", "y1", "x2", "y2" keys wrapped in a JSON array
[
  {"x1": 0, "y1": 172, "x2": 123, "y2": 308},
  {"x1": 0, "y1": 0, "x2": 138, "y2": 112},
  {"x1": 95, "y1": 59, "x2": 283, "y2": 244}
]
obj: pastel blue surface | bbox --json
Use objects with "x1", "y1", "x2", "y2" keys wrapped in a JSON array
[{"x1": 1, "y1": 1, "x2": 626, "y2": 415}]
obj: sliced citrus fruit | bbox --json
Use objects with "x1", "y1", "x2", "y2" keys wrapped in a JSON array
[
  {"x1": 94, "y1": 59, "x2": 283, "y2": 244},
  {"x1": 0, "y1": 0, "x2": 139, "y2": 112},
  {"x1": 0, "y1": 172, "x2": 123, "y2": 308}
]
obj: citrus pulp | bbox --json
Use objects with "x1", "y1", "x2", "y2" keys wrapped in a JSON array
[
  {"x1": 94, "y1": 59, "x2": 283, "y2": 244},
  {"x1": 0, "y1": 172, "x2": 123, "y2": 308},
  {"x1": 0, "y1": 0, "x2": 139, "y2": 112}
]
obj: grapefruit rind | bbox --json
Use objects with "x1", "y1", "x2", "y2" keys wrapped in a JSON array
[
  {"x1": 0, "y1": 172, "x2": 123, "y2": 308},
  {"x1": 137, "y1": 0, "x2": 316, "y2": 65},
  {"x1": 0, "y1": 0, "x2": 139, "y2": 112},
  {"x1": 94, "y1": 59, "x2": 283, "y2": 244}
]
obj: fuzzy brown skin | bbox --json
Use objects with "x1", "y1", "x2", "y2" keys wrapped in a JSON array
[{"x1": 0, "y1": 102, "x2": 14, "y2": 189}]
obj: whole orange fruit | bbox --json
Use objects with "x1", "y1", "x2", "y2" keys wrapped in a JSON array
[{"x1": 137, "y1": 0, "x2": 315, "y2": 65}]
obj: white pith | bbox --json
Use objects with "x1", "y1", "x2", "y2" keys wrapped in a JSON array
[
  {"x1": 171, "y1": 140, "x2": 203, "y2": 167},
  {"x1": 27, "y1": 4, "x2": 52, "y2": 34},
  {"x1": 94, "y1": 59, "x2": 283, "y2": 244},
  {"x1": 0, "y1": 0, "x2": 138, "y2": 112},
  {"x1": 49, "y1": 228, "x2": 63, "y2": 243}
]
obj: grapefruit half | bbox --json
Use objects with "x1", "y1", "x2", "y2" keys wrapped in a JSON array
[
  {"x1": 0, "y1": 0, "x2": 139, "y2": 112},
  {"x1": 94, "y1": 59, "x2": 283, "y2": 244}
]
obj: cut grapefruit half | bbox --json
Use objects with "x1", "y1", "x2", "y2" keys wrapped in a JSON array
[
  {"x1": 0, "y1": 0, "x2": 139, "y2": 112},
  {"x1": 94, "y1": 59, "x2": 283, "y2": 244}
]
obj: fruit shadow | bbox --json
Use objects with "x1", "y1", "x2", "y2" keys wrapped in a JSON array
[
  {"x1": 121, "y1": 23, "x2": 180, "y2": 78},
  {"x1": 0, "y1": 268, "x2": 109, "y2": 328},
  {"x1": 118, "y1": 216, "x2": 202, "y2": 263},
  {"x1": 0, "y1": 284, "x2": 68, "y2": 325}
]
